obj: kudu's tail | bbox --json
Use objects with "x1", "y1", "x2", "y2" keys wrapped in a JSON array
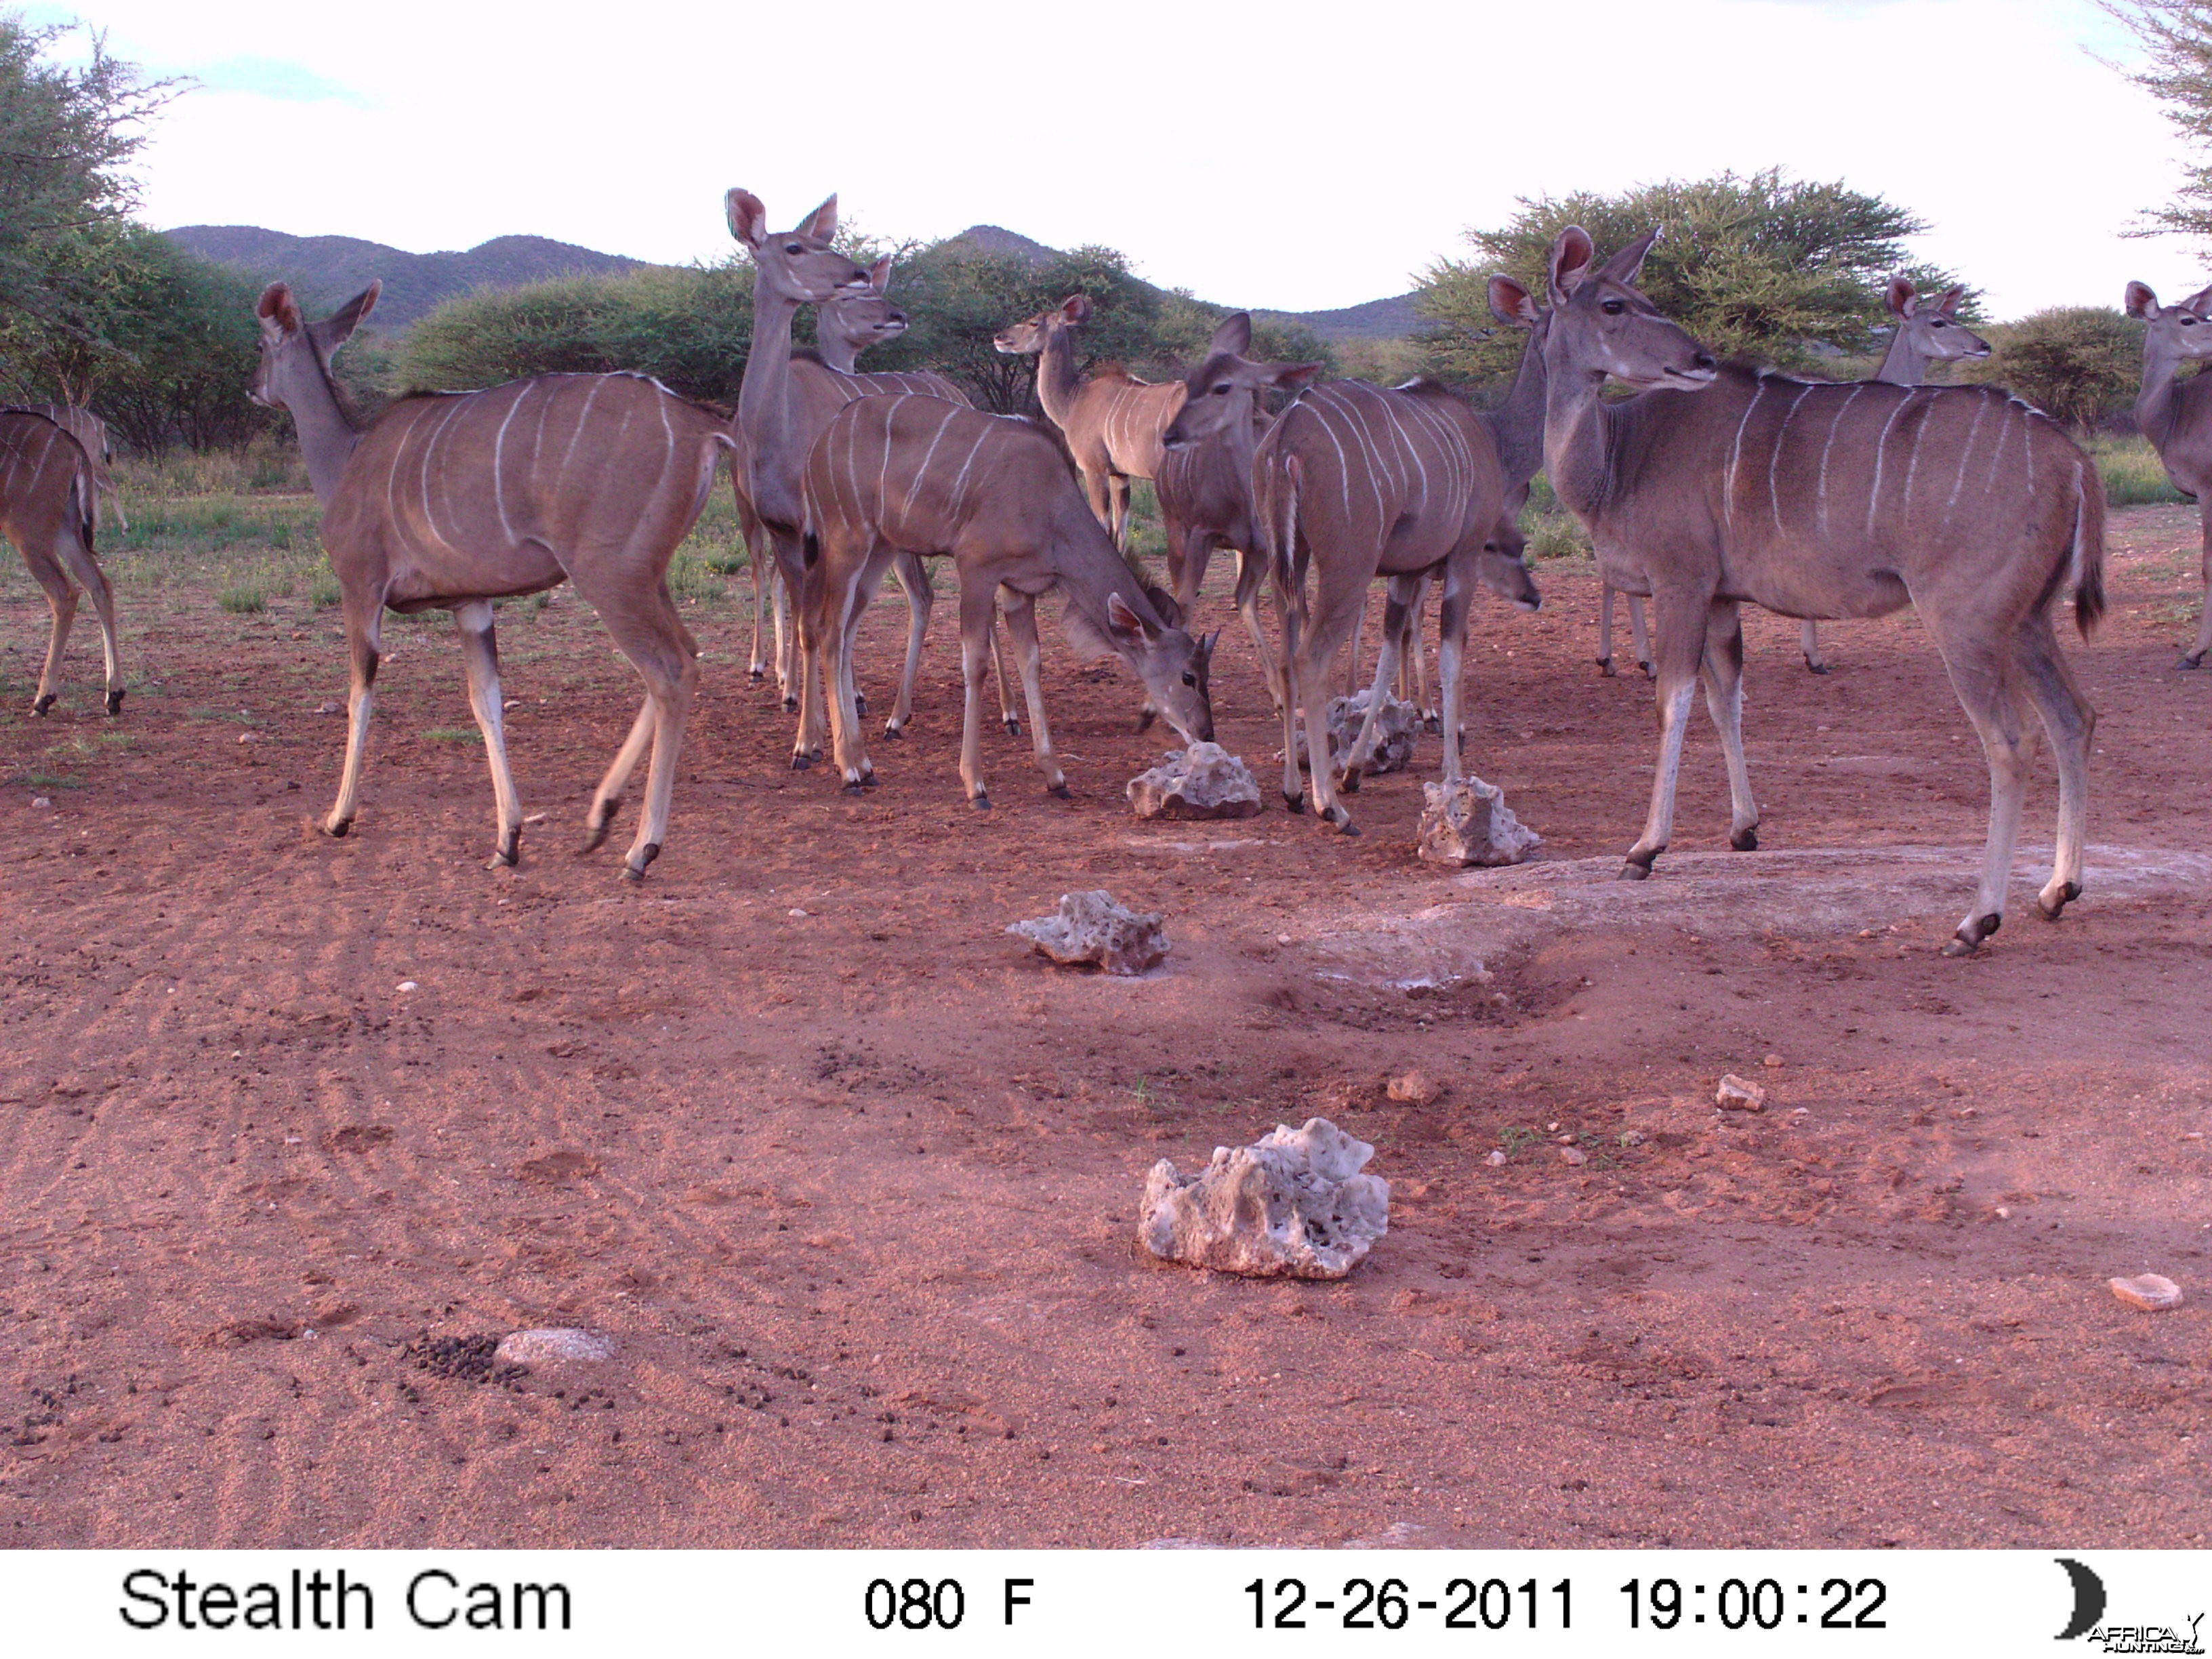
[
  {"x1": 1257, "y1": 451, "x2": 1308, "y2": 629},
  {"x1": 2070, "y1": 455, "x2": 2106, "y2": 639}
]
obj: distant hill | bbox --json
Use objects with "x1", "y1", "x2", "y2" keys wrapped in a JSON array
[
  {"x1": 163, "y1": 226, "x2": 647, "y2": 326},
  {"x1": 941, "y1": 224, "x2": 1059, "y2": 266}
]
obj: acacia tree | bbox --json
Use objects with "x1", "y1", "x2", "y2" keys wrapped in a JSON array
[
  {"x1": 1420, "y1": 169, "x2": 1966, "y2": 381},
  {"x1": 2102, "y1": 2, "x2": 2212, "y2": 241}
]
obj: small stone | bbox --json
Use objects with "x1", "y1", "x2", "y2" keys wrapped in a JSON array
[
  {"x1": 2109, "y1": 1273, "x2": 2184, "y2": 1313},
  {"x1": 1139, "y1": 1117, "x2": 1389, "y2": 1279},
  {"x1": 1619, "y1": 1129, "x2": 1647, "y2": 1147},
  {"x1": 495, "y1": 1328, "x2": 617, "y2": 1365},
  {"x1": 1994, "y1": 1206, "x2": 2011, "y2": 1219},
  {"x1": 314, "y1": 701, "x2": 342, "y2": 714},
  {"x1": 1126, "y1": 742, "x2": 1261, "y2": 819},
  {"x1": 1386, "y1": 1070, "x2": 1440, "y2": 1105},
  {"x1": 1762, "y1": 1053, "x2": 1785, "y2": 1069},
  {"x1": 1715, "y1": 1074, "x2": 1768, "y2": 1113},
  {"x1": 1560, "y1": 1146, "x2": 1588, "y2": 1166},
  {"x1": 787, "y1": 907, "x2": 809, "y2": 918},
  {"x1": 1417, "y1": 778, "x2": 1541, "y2": 867},
  {"x1": 1009, "y1": 890, "x2": 1168, "y2": 976},
  {"x1": 1484, "y1": 1149, "x2": 1507, "y2": 1167},
  {"x1": 30, "y1": 796, "x2": 51, "y2": 809},
  {"x1": 1275, "y1": 933, "x2": 1292, "y2": 947},
  {"x1": 396, "y1": 980, "x2": 418, "y2": 994},
  {"x1": 237, "y1": 731, "x2": 260, "y2": 744}
]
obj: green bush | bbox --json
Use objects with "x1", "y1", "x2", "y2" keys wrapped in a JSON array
[{"x1": 1966, "y1": 307, "x2": 2145, "y2": 432}]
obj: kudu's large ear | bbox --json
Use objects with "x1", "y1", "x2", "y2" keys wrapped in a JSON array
[
  {"x1": 797, "y1": 194, "x2": 838, "y2": 241},
  {"x1": 1271, "y1": 361, "x2": 1325, "y2": 393},
  {"x1": 256, "y1": 281, "x2": 302, "y2": 337},
  {"x1": 1488, "y1": 274, "x2": 1539, "y2": 329},
  {"x1": 1598, "y1": 227, "x2": 1660, "y2": 287},
  {"x1": 311, "y1": 281, "x2": 380, "y2": 353},
  {"x1": 2125, "y1": 280, "x2": 2160, "y2": 320},
  {"x1": 2186, "y1": 281, "x2": 2212, "y2": 316},
  {"x1": 1141, "y1": 581, "x2": 1185, "y2": 629},
  {"x1": 1208, "y1": 311, "x2": 1252, "y2": 357},
  {"x1": 1105, "y1": 590, "x2": 1155, "y2": 641},
  {"x1": 726, "y1": 188, "x2": 769, "y2": 251},
  {"x1": 1936, "y1": 285, "x2": 1966, "y2": 317},
  {"x1": 866, "y1": 255, "x2": 894, "y2": 294},
  {"x1": 1060, "y1": 293, "x2": 1092, "y2": 325},
  {"x1": 1885, "y1": 274, "x2": 1918, "y2": 320},
  {"x1": 1547, "y1": 226, "x2": 1596, "y2": 302}
]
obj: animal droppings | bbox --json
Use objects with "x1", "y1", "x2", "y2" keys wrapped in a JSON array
[
  {"x1": 1140, "y1": 1117, "x2": 1389, "y2": 1279},
  {"x1": 1386, "y1": 1071, "x2": 1441, "y2": 1105},
  {"x1": 1715, "y1": 1074, "x2": 1768, "y2": 1112},
  {"x1": 1126, "y1": 742, "x2": 1263, "y2": 819},
  {"x1": 1417, "y1": 779, "x2": 1542, "y2": 867},
  {"x1": 1485, "y1": 1149, "x2": 1507, "y2": 1167},
  {"x1": 395, "y1": 980, "x2": 419, "y2": 994},
  {"x1": 1008, "y1": 890, "x2": 1168, "y2": 976},
  {"x1": 2108, "y1": 1274, "x2": 2184, "y2": 1312},
  {"x1": 494, "y1": 1328, "x2": 617, "y2": 1366}
]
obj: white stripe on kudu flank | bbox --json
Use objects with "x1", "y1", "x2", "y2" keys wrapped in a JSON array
[
  {"x1": 902, "y1": 405, "x2": 962, "y2": 524},
  {"x1": 1725, "y1": 378, "x2": 1769, "y2": 527},
  {"x1": 1900, "y1": 397, "x2": 1933, "y2": 512},
  {"x1": 945, "y1": 424, "x2": 994, "y2": 520},
  {"x1": 1864, "y1": 390, "x2": 1915, "y2": 535},
  {"x1": 491, "y1": 382, "x2": 533, "y2": 544},
  {"x1": 1769, "y1": 384, "x2": 1816, "y2": 534},
  {"x1": 1944, "y1": 396, "x2": 1989, "y2": 525},
  {"x1": 1816, "y1": 384, "x2": 1866, "y2": 535},
  {"x1": 556, "y1": 379, "x2": 606, "y2": 492}
]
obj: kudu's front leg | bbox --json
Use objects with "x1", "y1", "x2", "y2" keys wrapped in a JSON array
[
  {"x1": 1435, "y1": 558, "x2": 1474, "y2": 785},
  {"x1": 454, "y1": 600, "x2": 525, "y2": 866},
  {"x1": 992, "y1": 590, "x2": 1022, "y2": 737},
  {"x1": 25, "y1": 552, "x2": 76, "y2": 715},
  {"x1": 999, "y1": 590, "x2": 1068, "y2": 797},
  {"x1": 1700, "y1": 599, "x2": 1760, "y2": 853},
  {"x1": 2015, "y1": 615, "x2": 2095, "y2": 922},
  {"x1": 885, "y1": 552, "x2": 930, "y2": 737},
  {"x1": 1338, "y1": 581, "x2": 1412, "y2": 793},
  {"x1": 2184, "y1": 506, "x2": 2212, "y2": 669},
  {"x1": 55, "y1": 531, "x2": 123, "y2": 715},
  {"x1": 1801, "y1": 619, "x2": 1829, "y2": 674},
  {"x1": 1622, "y1": 592, "x2": 1710, "y2": 880},
  {"x1": 327, "y1": 600, "x2": 384, "y2": 838},
  {"x1": 955, "y1": 580, "x2": 999, "y2": 809}
]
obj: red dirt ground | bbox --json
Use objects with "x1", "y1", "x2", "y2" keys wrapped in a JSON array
[{"x1": 2, "y1": 509, "x2": 2209, "y2": 1549}]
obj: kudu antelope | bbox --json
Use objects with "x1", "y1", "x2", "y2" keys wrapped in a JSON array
[
  {"x1": 994, "y1": 294, "x2": 1186, "y2": 550},
  {"x1": 0, "y1": 409, "x2": 121, "y2": 716},
  {"x1": 800, "y1": 394, "x2": 1215, "y2": 805},
  {"x1": 1164, "y1": 359, "x2": 1538, "y2": 833},
  {"x1": 1536, "y1": 227, "x2": 2102, "y2": 955},
  {"x1": 730, "y1": 255, "x2": 1019, "y2": 735},
  {"x1": 1153, "y1": 311, "x2": 1321, "y2": 714},
  {"x1": 1596, "y1": 273, "x2": 1991, "y2": 677},
  {"x1": 251, "y1": 281, "x2": 734, "y2": 878},
  {"x1": 27, "y1": 403, "x2": 127, "y2": 532},
  {"x1": 2123, "y1": 277, "x2": 2212, "y2": 668}
]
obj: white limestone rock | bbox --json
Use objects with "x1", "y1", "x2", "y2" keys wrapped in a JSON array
[
  {"x1": 1293, "y1": 690, "x2": 1421, "y2": 774},
  {"x1": 1008, "y1": 890, "x2": 1168, "y2": 976},
  {"x1": 1715, "y1": 1074, "x2": 1768, "y2": 1113},
  {"x1": 1140, "y1": 1117, "x2": 1389, "y2": 1279},
  {"x1": 1127, "y1": 743, "x2": 1263, "y2": 820},
  {"x1": 2110, "y1": 1273, "x2": 2184, "y2": 1312},
  {"x1": 495, "y1": 1328, "x2": 615, "y2": 1366},
  {"x1": 1416, "y1": 778, "x2": 1541, "y2": 867}
]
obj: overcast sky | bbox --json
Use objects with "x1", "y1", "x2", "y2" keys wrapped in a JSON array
[{"x1": 22, "y1": 0, "x2": 2205, "y2": 317}]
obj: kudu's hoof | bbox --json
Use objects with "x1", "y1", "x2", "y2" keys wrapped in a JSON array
[
  {"x1": 2036, "y1": 881, "x2": 2083, "y2": 922},
  {"x1": 326, "y1": 818, "x2": 352, "y2": 840},
  {"x1": 1321, "y1": 808, "x2": 1359, "y2": 837},
  {"x1": 1639, "y1": 661, "x2": 1656, "y2": 680},
  {"x1": 1943, "y1": 914, "x2": 2002, "y2": 956},
  {"x1": 1618, "y1": 857, "x2": 1654, "y2": 882},
  {"x1": 2178, "y1": 651, "x2": 2205, "y2": 671},
  {"x1": 842, "y1": 781, "x2": 866, "y2": 796},
  {"x1": 1730, "y1": 826, "x2": 1759, "y2": 853},
  {"x1": 749, "y1": 668, "x2": 766, "y2": 682},
  {"x1": 1003, "y1": 718, "x2": 1021, "y2": 737},
  {"x1": 105, "y1": 689, "x2": 125, "y2": 716},
  {"x1": 970, "y1": 792, "x2": 991, "y2": 812},
  {"x1": 854, "y1": 694, "x2": 868, "y2": 717},
  {"x1": 32, "y1": 693, "x2": 55, "y2": 716},
  {"x1": 789, "y1": 752, "x2": 813, "y2": 772},
  {"x1": 1422, "y1": 713, "x2": 1442, "y2": 735},
  {"x1": 1804, "y1": 661, "x2": 1831, "y2": 676},
  {"x1": 1282, "y1": 790, "x2": 1306, "y2": 815},
  {"x1": 882, "y1": 721, "x2": 905, "y2": 739},
  {"x1": 1337, "y1": 767, "x2": 1362, "y2": 795},
  {"x1": 580, "y1": 799, "x2": 621, "y2": 853},
  {"x1": 621, "y1": 842, "x2": 662, "y2": 882},
  {"x1": 861, "y1": 770, "x2": 879, "y2": 787},
  {"x1": 1595, "y1": 657, "x2": 1616, "y2": 678},
  {"x1": 781, "y1": 695, "x2": 799, "y2": 713},
  {"x1": 1047, "y1": 783, "x2": 1071, "y2": 800},
  {"x1": 491, "y1": 832, "x2": 520, "y2": 868}
]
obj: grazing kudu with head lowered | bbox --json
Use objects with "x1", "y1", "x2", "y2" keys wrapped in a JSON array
[
  {"x1": 1595, "y1": 273, "x2": 1991, "y2": 676},
  {"x1": 994, "y1": 294, "x2": 1187, "y2": 550},
  {"x1": 1154, "y1": 312, "x2": 1321, "y2": 713},
  {"x1": 730, "y1": 255, "x2": 1019, "y2": 735},
  {"x1": 0, "y1": 409, "x2": 120, "y2": 715},
  {"x1": 1537, "y1": 228, "x2": 2102, "y2": 954},
  {"x1": 1165, "y1": 357, "x2": 1539, "y2": 834},
  {"x1": 2124, "y1": 277, "x2": 2212, "y2": 668},
  {"x1": 26, "y1": 403, "x2": 127, "y2": 532},
  {"x1": 800, "y1": 394, "x2": 1215, "y2": 805},
  {"x1": 251, "y1": 281, "x2": 734, "y2": 878}
]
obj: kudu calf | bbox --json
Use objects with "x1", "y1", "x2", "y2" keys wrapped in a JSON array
[
  {"x1": 1597, "y1": 274, "x2": 1990, "y2": 676},
  {"x1": 2124, "y1": 277, "x2": 2212, "y2": 668},
  {"x1": 27, "y1": 403, "x2": 127, "y2": 532},
  {"x1": 1165, "y1": 359, "x2": 1538, "y2": 834},
  {"x1": 0, "y1": 409, "x2": 121, "y2": 715},
  {"x1": 800, "y1": 394, "x2": 1215, "y2": 805},
  {"x1": 251, "y1": 281, "x2": 734, "y2": 878},
  {"x1": 1538, "y1": 228, "x2": 2103, "y2": 954},
  {"x1": 994, "y1": 294, "x2": 1186, "y2": 550}
]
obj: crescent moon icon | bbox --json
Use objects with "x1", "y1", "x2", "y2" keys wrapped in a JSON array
[{"x1": 2055, "y1": 1557, "x2": 2106, "y2": 1642}]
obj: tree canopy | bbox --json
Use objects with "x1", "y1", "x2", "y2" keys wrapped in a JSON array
[
  {"x1": 1420, "y1": 169, "x2": 1965, "y2": 381},
  {"x1": 2102, "y1": 2, "x2": 2212, "y2": 243}
]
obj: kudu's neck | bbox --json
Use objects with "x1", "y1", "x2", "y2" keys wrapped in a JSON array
[
  {"x1": 1539, "y1": 344, "x2": 1620, "y2": 523},
  {"x1": 287, "y1": 356, "x2": 363, "y2": 508},
  {"x1": 1034, "y1": 323, "x2": 1082, "y2": 427},
  {"x1": 815, "y1": 325, "x2": 863, "y2": 376},
  {"x1": 1874, "y1": 327, "x2": 1929, "y2": 388},
  {"x1": 1052, "y1": 493, "x2": 1153, "y2": 640},
  {"x1": 2137, "y1": 337, "x2": 2190, "y2": 452},
  {"x1": 740, "y1": 278, "x2": 803, "y2": 459},
  {"x1": 1484, "y1": 331, "x2": 1549, "y2": 489}
]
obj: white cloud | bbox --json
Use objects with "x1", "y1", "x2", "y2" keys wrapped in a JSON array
[{"x1": 39, "y1": 0, "x2": 2210, "y2": 317}]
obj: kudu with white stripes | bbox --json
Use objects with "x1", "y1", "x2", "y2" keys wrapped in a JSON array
[
  {"x1": 2124, "y1": 276, "x2": 2212, "y2": 668},
  {"x1": 730, "y1": 255, "x2": 1019, "y2": 735},
  {"x1": 1165, "y1": 363, "x2": 1538, "y2": 833},
  {"x1": 800, "y1": 394, "x2": 1215, "y2": 804},
  {"x1": 0, "y1": 408, "x2": 120, "y2": 715},
  {"x1": 26, "y1": 403, "x2": 127, "y2": 532},
  {"x1": 251, "y1": 281, "x2": 734, "y2": 878},
  {"x1": 1596, "y1": 273, "x2": 1990, "y2": 676},
  {"x1": 994, "y1": 294, "x2": 1185, "y2": 550},
  {"x1": 1538, "y1": 227, "x2": 2104, "y2": 955},
  {"x1": 1154, "y1": 311, "x2": 1321, "y2": 714}
]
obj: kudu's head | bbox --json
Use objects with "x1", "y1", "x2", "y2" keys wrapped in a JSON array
[
  {"x1": 1543, "y1": 227, "x2": 1717, "y2": 392},
  {"x1": 250, "y1": 280, "x2": 379, "y2": 413},
  {"x1": 1477, "y1": 505, "x2": 1542, "y2": 614},
  {"x1": 726, "y1": 190, "x2": 874, "y2": 306},
  {"x1": 1160, "y1": 313, "x2": 1324, "y2": 450},
  {"x1": 994, "y1": 293, "x2": 1089, "y2": 356},
  {"x1": 1885, "y1": 276, "x2": 1988, "y2": 364},
  {"x1": 818, "y1": 255, "x2": 908, "y2": 356},
  {"x1": 1103, "y1": 590, "x2": 1216, "y2": 745},
  {"x1": 2125, "y1": 279, "x2": 2212, "y2": 367}
]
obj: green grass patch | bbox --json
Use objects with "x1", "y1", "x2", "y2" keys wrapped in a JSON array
[
  {"x1": 24, "y1": 769, "x2": 83, "y2": 789},
  {"x1": 217, "y1": 586, "x2": 268, "y2": 614},
  {"x1": 423, "y1": 727, "x2": 483, "y2": 743},
  {"x1": 309, "y1": 573, "x2": 342, "y2": 609},
  {"x1": 2091, "y1": 434, "x2": 2187, "y2": 508}
]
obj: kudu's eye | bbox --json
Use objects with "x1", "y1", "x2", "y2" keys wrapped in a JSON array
[
  {"x1": 785, "y1": 243, "x2": 804, "y2": 255},
  {"x1": 1181, "y1": 672, "x2": 1197, "y2": 687},
  {"x1": 1212, "y1": 384, "x2": 1231, "y2": 396},
  {"x1": 1600, "y1": 299, "x2": 1626, "y2": 316},
  {"x1": 2185, "y1": 316, "x2": 2198, "y2": 326},
  {"x1": 1931, "y1": 317, "x2": 1948, "y2": 327}
]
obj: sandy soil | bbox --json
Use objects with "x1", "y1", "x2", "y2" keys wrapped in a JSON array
[{"x1": 2, "y1": 506, "x2": 2208, "y2": 1550}]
